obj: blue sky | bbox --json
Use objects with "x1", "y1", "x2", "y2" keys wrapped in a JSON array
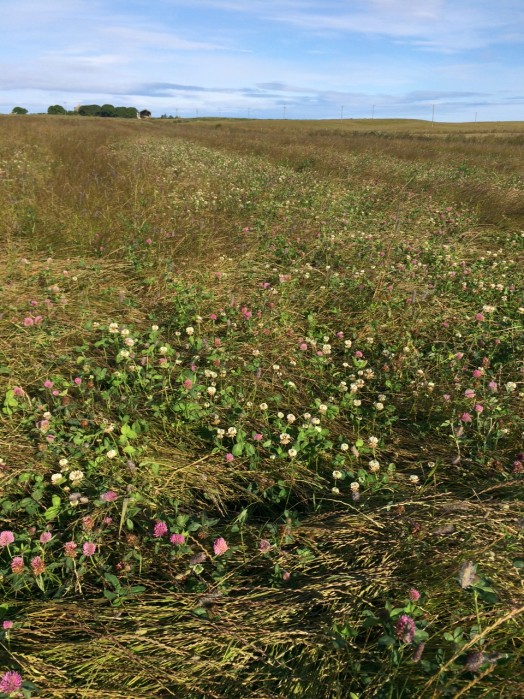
[{"x1": 1, "y1": 0, "x2": 523, "y2": 121}]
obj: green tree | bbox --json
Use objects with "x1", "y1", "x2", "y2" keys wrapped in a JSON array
[
  {"x1": 11, "y1": 106, "x2": 28, "y2": 115},
  {"x1": 78, "y1": 104, "x2": 102, "y2": 117},
  {"x1": 100, "y1": 103, "x2": 116, "y2": 117},
  {"x1": 47, "y1": 105, "x2": 67, "y2": 115}
]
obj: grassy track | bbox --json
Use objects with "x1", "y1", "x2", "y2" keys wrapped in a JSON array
[{"x1": 0, "y1": 115, "x2": 523, "y2": 698}]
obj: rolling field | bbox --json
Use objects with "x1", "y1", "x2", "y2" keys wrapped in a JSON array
[{"x1": 0, "y1": 115, "x2": 523, "y2": 698}]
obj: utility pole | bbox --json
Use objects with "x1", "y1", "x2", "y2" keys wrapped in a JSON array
[{"x1": 283, "y1": 104, "x2": 287, "y2": 119}]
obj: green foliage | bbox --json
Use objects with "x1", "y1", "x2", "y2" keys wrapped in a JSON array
[
  {"x1": 78, "y1": 104, "x2": 138, "y2": 118},
  {"x1": 11, "y1": 106, "x2": 28, "y2": 114},
  {"x1": 47, "y1": 104, "x2": 66, "y2": 115}
]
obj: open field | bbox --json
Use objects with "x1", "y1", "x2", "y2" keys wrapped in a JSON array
[{"x1": 0, "y1": 115, "x2": 523, "y2": 698}]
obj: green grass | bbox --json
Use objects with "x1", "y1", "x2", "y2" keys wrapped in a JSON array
[{"x1": 0, "y1": 115, "x2": 523, "y2": 698}]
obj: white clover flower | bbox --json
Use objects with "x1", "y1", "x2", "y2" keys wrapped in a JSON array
[
  {"x1": 280, "y1": 433, "x2": 292, "y2": 444},
  {"x1": 119, "y1": 350, "x2": 130, "y2": 359},
  {"x1": 288, "y1": 448, "x2": 297, "y2": 458},
  {"x1": 369, "y1": 459, "x2": 380, "y2": 472},
  {"x1": 277, "y1": 411, "x2": 284, "y2": 419},
  {"x1": 350, "y1": 482, "x2": 360, "y2": 492},
  {"x1": 69, "y1": 470, "x2": 84, "y2": 483},
  {"x1": 159, "y1": 346, "x2": 168, "y2": 355},
  {"x1": 318, "y1": 404, "x2": 328, "y2": 414},
  {"x1": 287, "y1": 381, "x2": 296, "y2": 389},
  {"x1": 322, "y1": 344, "x2": 332, "y2": 355},
  {"x1": 151, "y1": 324, "x2": 159, "y2": 331},
  {"x1": 332, "y1": 470, "x2": 343, "y2": 479},
  {"x1": 124, "y1": 337, "x2": 135, "y2": 347},
  {"x1": 331, "y1": 486, "x2": 340, "y2": 495},
  {"x1": 344, "y1": 339, "x2": 352, "y2": 349},
  {"x1": 311, "y1": 417, "x2": 321, "y2": 425},
  {"x1": 246, "y1": 401, "x2": 253, "y2": 408},
  {"x1": 207, "y1": 386, "x2": 217, "y2": 396},
  {"x1": 482, "y1": 305, "x2": 496, "y2": 313},
  {"x1": 186, "y1": 327, "x2": 194, "y2": 336},
  {"x1": 286, "y1": 414, "x2": 296, "y2": 423},
  {"x1": 409, "y1": 475, "x2": 420, "y2": 484},
  {"x1": 252, "y1": 349, "x2": 260, "y2": 356},
  {"x1": 378, "y1": 394, "x2": 386, "y2": 402},
  {"x1": 227, "y1": 427, "x2": 237, "y2": 437},
  {"x1": 259, "y1": 403, "x2": 268, "y2": 410},
  {"x1": 353, "y1": 399, "x2": 362, "y2": 407},
  {"x1": 303, "y1": 412, "x2": 311, "y2": 420},
  {"x1": 216, "y1": 428, "x2": 225, "y2": 439},
  {"x1": 368, "y1": 436, "x2": 379, "y2": 448},
  {"x1": 272, "y1": 364, "x2": 280, "y2": 371},
  {"x1": 505, "y1": 382, "x2": 517, "y2": 392},
  {"x1": 43, "y1": 411, "x2": 52, "y2": 420},
  {"x1": 51, "y1": 473, "x2": 64, "y2": 484},
  {"x1": 106, "y1": 449, "x2": 118, "y2": 459},
  {"x1": 108, "y1": 322, "x2": 119, "y2": 333},
  {"x1": 374, "y1": 402, "x2": 384, "y2": 411},
  {"x1": 59, "y1": 458, "x2": 69, "y2": 468},
  {"x1": 120, "y1": 328, "x2": 130, "y2": 336},
  {"x1": 340, "y1": 443, "x2": 349, "y2": 451}
]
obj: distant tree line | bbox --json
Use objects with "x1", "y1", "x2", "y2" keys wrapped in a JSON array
[{"x1": 76, "y1": 104, "x2": 139, "y2": 118}]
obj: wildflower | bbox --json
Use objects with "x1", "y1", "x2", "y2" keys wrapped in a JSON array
[
  {"x1": 282, "y1": 571, "x2": 291, "y2": 581},
  {"x1": 12, "y1": 386, "x2": 24, "y2": 397},
  {"x1": 39, "y1": 532, "x2": 52, "y2": 544},
  {"x1": 83, "y1": 542, "x2": 97, "y2": 556},
  {"x1": 332, "y1": 470, "x2": 343, "y2": 480},
  {"x1": 395, "y1": 614, "x2": 416, "y2": 644},
  {"x1": 207, "y1": 386, "x2": 217, "y2": 396},
  {"x1": 340, "y1": 443, "x2": 349, "y2": 451},
  {"x1": 280, "y1": 433, "x2": 291, "y2": 445},
  {"x1": 183, "y1": 378, "x2": 193, "y2": 390},
  {"x1": 332, "y1": 486, "x2": 340, "y2": 495},
  {"x1": 259, "y1": 539, "x2": 271, "y2": 552},
  {"x1": 318, "y1": 404, "x2": 328, "y2": 414},
  {"x1": 106, "y1": 449, "x2": 118, "y2": 459},
  {"x1": 227, "y1": 427, "x2": 237, "y2": 437},
  {"x1": 464, "y1": 389, "x2": 475, "y2": 399},
  {"x1": 475, "y1": 313, "x2": 485, "y2": 322},
  {"x1": 368, "y1": 436, "x2": 379, "y2": 448},
  {"x1": 153, "y1": 521, "x2": 168, "y2": 538},
  {"x1": 0, "y1": 671, "x2": 23, "y2": 694},
  {"x1": 10, "y1": 557, "x2": 24, "y2": 574},
  {"x1": 350, "y1": 482, "x2": 360, "y2": 492},
  {"x1": 288, "y1": 448, "x2": 297, "y2": 458},
  {"x1": 43, "y1": 379, "x2": 54, "y2": 389},
  {"x1": 0, "y1": 531, "x2": 15, "y2": 547},
  {"x1": 408, "y1": 588, "x2": 421, "y2": 602},
  {"x1": 253, "y1": 433, "x2": 263, "y2": 441},
  {"x1": 474, "y1": 404, "x2": 484, "y2": 413},
  {"x1": 31, "y1": 556, "x2": 46, "y2": 575},
  {"x1": 213, "y1": 537, "x2": 229, "y2": 556},
  {"x1": 488, "y1": 381, "x2": 498, "y2": 392},
  {"x1": 170, "y1": 533, "x2": 185, "y2": 545},
  {"x1": 374, "y1": 402, "x2": 384, "y2": 411},
  {"x1": 286, "y1": 413, "x2": 296, "y2": 423},
  {"x1": 461, "y1": 412, "x2": 472, "y2": 423},
  {"x1": 369, "y1": 459, "x2": 380, "y2": 472},
  {"x1": 186, "y1": 327, "x2": 194, "y2": 336},
  {"x1": 2, "y1": 621, "x2": 13, "y2": 630},
  {"x1": 409, "y1": 475, "x2": 420, "y2": 484},
  {"x1": 23, "y1": 316, "x2": 34, "y2": 327},
  {"x1": 69, "y1": 470, "x2": 84, "y2": 484},
  {"x1": 59, "y1": 458, "x2": 69, "y2": 468},
  {"x1": 64, "y1": 541, "x2": 77, "y2": 558},
  {"x1": 505, "y1": 382, "x2": 517, "y2": 392},
  {"x1": 151, "y1": 324, "x2": 159, "y2": 331},
  {"x1": 225, "y1": 453, "x2": 235, "y2": 463},
  {"x1": 100, "y1": 490, "x2": 118, "y2": 502},
  {"x1": 344, "y1": 339, "x2": 352, "y2": 349}
]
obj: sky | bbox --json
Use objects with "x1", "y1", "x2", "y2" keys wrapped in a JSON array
[{"x1": 1, "y1": 0, "x2": 523, "y2": 122}]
